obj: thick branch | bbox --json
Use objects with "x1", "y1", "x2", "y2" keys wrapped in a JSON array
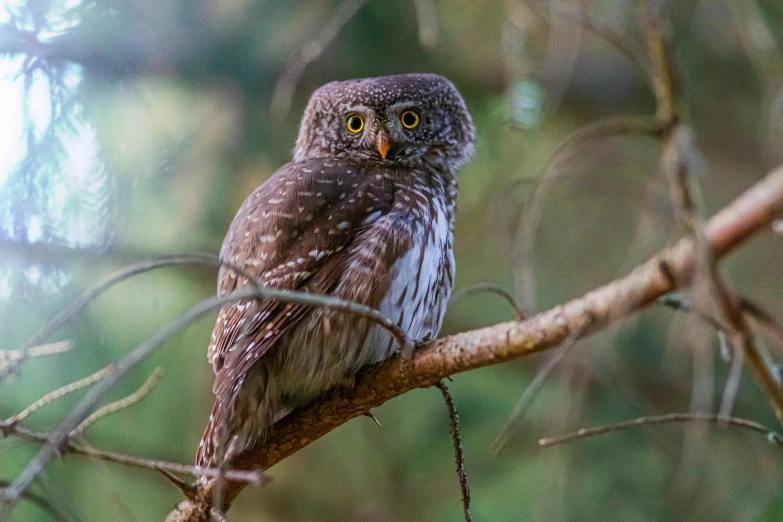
[{"x1": 168, "y1": 166, "x2": 783, "y2": 521}]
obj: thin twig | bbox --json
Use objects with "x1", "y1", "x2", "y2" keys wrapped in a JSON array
[
  {"x1": 640, "y1": 4, "x2": 677, "y2": 124},
  {"x1": 72, "y1": 368, "x2": 163, "y2": 435},
  {"x1": 738, "y1": 296, "x2": 783, "y2": 346},
  {"x1": 658, "y1": 293, "x2": 728, "y2": 333},
  {"x1": 657, "y1": 292, "x2": 745, "y2": 418},
  {"x1": 718, "y1": 330, "x2": 732, "y2": 363},
  {"x1": 6, "y1": 424, "x2": 262, "y2": 484},
  {"x1": 269, "y1": 0, "x2": 371, "y2": 119},
  {"x1": 660, "y1": 292, "x2": 783, "y2": 362},
  {"x1": 1, "y1": 254, "x2": 261, "y2": 385},
  {"x1": 0, "y1": 340, "x2": 73, "y2": 384},
  {"x1": 1, "y1": 340, "x2": 73, "y2": 362},
  {"x1": 156, "y1": 467, "x2": 198, "y2": 500},
  {"x1": 435, "y1": 381, "x2": 471, "y2": 522},
  {"x1": 490, "y1": 316, "x2": 591, "y2": 455},
  {"x1": 3, "y1": 365, "x2": 114, "y2": 425},
  {"x1": 12, "y1": 253, "x2": 411, "y2": 369},
  {"x1": 450, "y1": 283, "x2": 525, "y2": 319},
  {"x1": 719, "y1": 343, "x2": 745, "y2": 419},
  {"x1": 538, "y1": 412, "x2": 783, "y2": 448}
]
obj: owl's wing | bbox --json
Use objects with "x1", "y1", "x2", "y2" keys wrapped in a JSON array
[{"x1": 209, "y1": 159, "x2": 396, "y2": 402}]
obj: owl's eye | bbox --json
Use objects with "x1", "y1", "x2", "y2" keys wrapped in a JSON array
[
  {"x1": 400, "y1": 110, "x2": 420, "y2": 129},
  {"x1": 345, "y1": 113, "x2": 365, "y2": 133}
]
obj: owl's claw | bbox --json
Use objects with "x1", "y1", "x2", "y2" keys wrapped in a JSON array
[
  {"x1": 363, "y1": 410, "x2": 382, "y2": 427},
  {"x1": 401, "y1": 341, "x2": 416, "y2": 360},
  {"x1": 401, "y1": 334, "x2": 431, "y2": 361},
  {"x1": 340, "y1": 375, "x2": 357, "y2": 390}
]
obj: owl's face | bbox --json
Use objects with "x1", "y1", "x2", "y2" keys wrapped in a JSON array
[{"x1": 294, "y1": 74, "x2": 475, "y2": 172}]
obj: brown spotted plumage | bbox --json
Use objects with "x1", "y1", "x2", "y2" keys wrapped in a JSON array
[{"x1": 196, "y1": 74, "x2": 475, "y2": 469}]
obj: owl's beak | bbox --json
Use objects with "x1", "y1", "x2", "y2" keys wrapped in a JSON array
[{"x1": 375, "y1": 131, "x2": 390, "y2": 159}]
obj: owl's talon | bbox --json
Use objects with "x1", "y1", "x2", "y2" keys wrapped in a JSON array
[
  {"x1": 363, "y1": 410, "x2": 382, "y2": 427},
  {"x1": 340, "y1": 376, "x2": 357, "y2": 390},
  {"x1": 403, "y1": 334, "x2": 432, "y2": 357},
  {"x1": 401, "y1": 341, "x2": 416, "y2": 360}
]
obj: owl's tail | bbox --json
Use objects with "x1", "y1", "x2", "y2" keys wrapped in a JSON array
[
  {"x1": 196, "y1": 400, "x2": 225, "y2": 471},
  {"x1": 195, "y1": 394, "x2": 294, "y2": 480}
]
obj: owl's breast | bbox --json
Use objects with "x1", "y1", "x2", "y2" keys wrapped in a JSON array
[{"x1": 360, "y1": 189, "x2": 455, "y2": 364}]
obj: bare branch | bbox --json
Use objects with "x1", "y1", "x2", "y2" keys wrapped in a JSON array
[
  {"x1": 1, "y1": 340, "x2": 73, "y2": 362},
  {"x1": 639, "y1": 4, "x2": 677, "y2": 124},
  {"x1": 0, "y1": 340, "x2": 73, "y2": 384},
  {"x1": 450, "y1": 283, "x2": 525, "y2": 319},
  {"x1": 363, "y1": 410, "x2": 382, "y2": 427},
  {"x1": 537, "y1": 412, "x2": 783, "y2": 448},
  {"x1": 12, "y1": 253, "x2": 412, "y2": 369},
  {"x1": 5, "y1": 424, "x2": 262, "y2": 485},
  {"x1": 660, "y1": 292, "x2": 783, "y2": 358},
  {"x1": 166, "y1": 164, "x2": 783, "y2": 521},
  {"x1": 737, "y1": 296, "x2": 783, "y2": 347},
  {"x1": 72, "y1": 368, "x2": 163, "y2": 435},
  {"x1": 14, "y1": 254, "x2": 253, "y2": 358},
  {"x1": 3, "y1": 365, "x2": 113, "y2": 425},
  {"x1": 156, "y1": 467, "x2": 198, "y2": 500},
  {"x1": 658, "y1": 293, "x2": 728, "y2": 333},
  {"x1": 435, "y1": 381, "x2": 471, "y2": 522},
  {"x1": 657, "y1": 293, "x2": 744, "y2": 418},
  {"x1": 719, "y1": 342, "x2": 745, "y2": 419}
]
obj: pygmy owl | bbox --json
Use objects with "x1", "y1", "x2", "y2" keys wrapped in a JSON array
[{"x1": 197, "y1": 73, "x2": 475, "y2": 469}]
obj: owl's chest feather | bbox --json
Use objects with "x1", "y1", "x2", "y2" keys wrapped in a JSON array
[
  {"x1": 346, "y1": 176, "x2": 455, "y2": 364},
  {"x1": 378, "y1": 196, "x2": 451, "y2": 334}
]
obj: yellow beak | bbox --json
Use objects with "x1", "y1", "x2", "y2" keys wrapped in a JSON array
[{"x1": 376, "y1": 131, "x2": 390, "y2": 159}]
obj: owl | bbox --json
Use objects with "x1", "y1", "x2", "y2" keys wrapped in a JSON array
[{"x1": 196, "y1": 73, "x2": 475, "y2": 469}]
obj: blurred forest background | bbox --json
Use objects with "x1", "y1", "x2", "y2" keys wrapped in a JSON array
[{"x1": 3, "y1": 0, "x2": 783, "y2": 520}]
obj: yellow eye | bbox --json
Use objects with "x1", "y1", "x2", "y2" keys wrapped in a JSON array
[
  {"x1": 400, "y1": 110, "x2": 420, "y2": 129},
  {"x1": 345, "y1": 113, "x2": 364, "y2": 133}
]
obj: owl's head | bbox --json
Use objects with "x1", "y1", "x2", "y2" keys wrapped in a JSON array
[{"x1": 294, "y1": 73, "x2": 475, "y2": 171}]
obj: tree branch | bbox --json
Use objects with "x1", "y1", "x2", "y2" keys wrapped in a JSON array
[
  {"x1": 537, "y1": 413, "x2": 783, "y2": 448},
  {"x1": 435, "y1": 381, "x2": 471, "y2": 522},
  {"x1": 167, "y1": 164, "x2": 783, "y2": 521},
  {"x1": 5, "y1": 424, "x2": 263, "y2": 485}
]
